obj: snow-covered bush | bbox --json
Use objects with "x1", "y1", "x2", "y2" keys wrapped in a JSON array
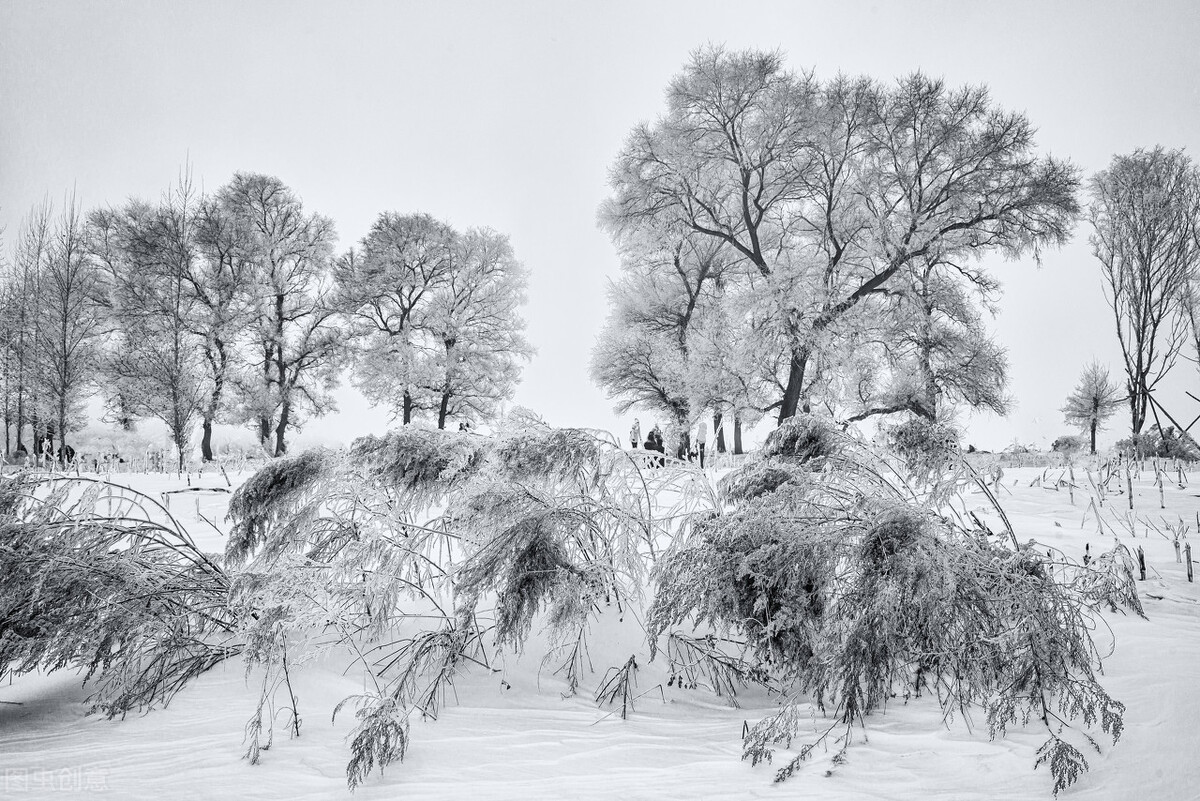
[
  {"x1": 650, "y1": 417, "x2": 1140, "y2": 795},
  {"x1": 885, "y1": 416, "x2": 960, "y2": 480},
  {"x1": 1051, "y1": 434, "x2": 1085, "y2": 455},
  {"x1": 1115, "y1": 426, "x2": 1200, "y2": 460},
  {"x1": 219, "y1": 416, "x2": 688, "y2": 788},
  {"x1": 0, "y1": 475, "x2": 238, "y2": 717}
]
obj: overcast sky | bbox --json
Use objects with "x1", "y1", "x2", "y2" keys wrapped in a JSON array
[{"x1": 3, "y1": 0, "x2": 1200, "y2": 451}]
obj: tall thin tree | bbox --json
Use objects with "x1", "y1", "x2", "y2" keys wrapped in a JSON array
[{"x1": 1091, "y1": 147, "x2": 1200, "y2": 437}]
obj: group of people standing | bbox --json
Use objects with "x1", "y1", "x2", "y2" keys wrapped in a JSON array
[{"x1": 629, "y1": 417, "x2": 710, "y2": 469}]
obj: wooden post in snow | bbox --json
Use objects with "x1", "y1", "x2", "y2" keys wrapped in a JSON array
[
  {"x1": 1137, "y1": 546, "x2": 1146, "y2": 581},
  {"x1": 1127, "y1": 466, "x2": 1134, "y2": 511},
  {"x1": 1186, "y1": 543, "x2": 1194, "y2": 583},
  {"x1": 1174, "y1": 538, "x2": 1182, "y2": 563},
  {"x1": 1068, "y1": 464, "x2": 1075, "y2": 505}
]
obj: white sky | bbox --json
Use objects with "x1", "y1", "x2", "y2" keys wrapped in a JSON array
[{"x1": 3, "y1": 0, "x2": 1200, "y2": 452}]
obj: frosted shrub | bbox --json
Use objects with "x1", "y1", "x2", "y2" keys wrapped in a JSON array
[
  {"x1": 760, "y1": 413, "x2": 840, "y2": 464},
  {"x1": 221, "y1": 418, "x2": 657, "y2": 788},
  {"x1": 0, "y1": 475, "x2": 238, "y2": 718},
  {"x1": 885, "y1": 416, "x2": 960, "y2": 481},
  {"x1": 650, "y1": 420, "x2": 1138, "y2": 795}
]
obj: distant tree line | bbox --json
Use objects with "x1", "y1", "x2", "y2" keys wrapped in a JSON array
[{"x1": 0, "y1": 171, "x2": 532, "y2": 466}]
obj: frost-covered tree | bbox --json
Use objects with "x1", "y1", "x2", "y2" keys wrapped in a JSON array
[
  {"x1": 684, "y1": 294, "x2": 776, "y2": 454},
  {"x1": 421, "y1": 227, "x2": 532, "y2": 428},
  {"x1": 339, "y1": 215, "x2": 531, "y2": 429},
  {"x1": 846, "y1": 258, "x2": 1009, "y2": 423},
  {"x1": 185, "y1": 184, "x2": 258, "y2": 460},
  {"x1": 1062, "y1": 361, "x2": 1123, "y2": 455},
  {"x1": 337, "y1": 213, "x2": 456, "y2": 424},
  {"x1": 36, "y1": 196, "x2": 107, "y2": 457},
  {"x1": 217, "y1": 174, "x2": 341, "y2": 456},
  {"x1": 3, "y1": 201, "x2": 54, "y2": 456},
  {"x1": 89, "y1": 177, "x2": 208, "y2": 469},
  {"x1": 591, "y1": 314, "x2": 691, "y2": 429},
  {"x1": 0, "y1": 226, "x2": 15, "y2": 455},
  {"x1": 1091, "y1": 147, "x2": 1200, "y2": 436},
  {"x1": 602, "y1": 47, "x2": 1079, "y2": 425},
  {"x1": 591, "y1": 227, "x2": 730, "y2": 442}
]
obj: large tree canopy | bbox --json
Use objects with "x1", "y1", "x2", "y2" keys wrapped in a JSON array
[{"x1": 600, "y1": 46, "x2": 1080, "y2": 426}]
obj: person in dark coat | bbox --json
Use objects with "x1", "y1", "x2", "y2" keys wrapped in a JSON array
[{"x1": 648, "y1": 425, "x2": 665, "y2": 468}]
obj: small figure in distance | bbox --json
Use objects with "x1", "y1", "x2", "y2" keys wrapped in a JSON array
[
  {"x1": 696, "y1": 419, "x2": 708, "y2": 469},
  {"x1": 631, "y1": 418, "x2": 641, "y2": 450},
  {"x1": 648, "y1": 424, "x2": 665, "y2": 468}
]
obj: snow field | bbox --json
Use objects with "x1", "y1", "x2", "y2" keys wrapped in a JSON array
[{"x1": 1, "y1": 465, "x2": 1198, "y2": 799}]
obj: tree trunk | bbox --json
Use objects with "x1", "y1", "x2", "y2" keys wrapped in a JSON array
[
  {"x1": 201, "y1": 418, "x2": 215, "y2": 462},
  {"x1": 57, "y1": 398, "x2": 67, "y2": 462},
  {"x1": 1090, "y1": 420, "x2": 1098, "y2": 455},
  {"x1": 30, "y1": 410, "x2": 41, "y2": 455},
  {"x1": 273, "y1": 293, "x2": 288, "y2": 456},
  {"x1": 15, "y1": 387, "x2": 25, "y2": 453},
  {"x1": 733, "y1": 413, "x2": 743, "y2": 455},
  {"x1": 274, "y1": 400, "x2": 290, "y2": 457},
  {"x1": 438, "y1": 339, "x2": 456, "y2": 430},
  {"x1": 258, "y1": 416, "x2": 272, "y2": 449},
  {"x1": 777, "y1": 346, "x2": 809, "y2": 424},
  {"x1": 201, "y1": 339, "x2": 227, "y2": 462},
  {"x1": 714, "y1": 411, "x2": 726, "y2": 454},
  {"x1": 1129, "y1": 377, "x2": 1146, "y2": 436},
  {"x1": 437, "y1": 390, "x2": 450, "y2": 430},
  {"x1": 403, "y1": 390, "x2": 413, "y2": 424}
]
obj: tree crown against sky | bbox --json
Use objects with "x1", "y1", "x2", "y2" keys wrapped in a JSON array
[
  {"x1": 1089, "y1": 147, "x2": 1200, "y2": 438},
  {"x1": 338, "y1": 212, "x2": 533, "y2": 429},
  {"x1": 1061, "y1": 360, "x2": 1122, "y2": 455},
  {"x1": 597, "y1": 46, "x2": 1079, "y2": 435}
]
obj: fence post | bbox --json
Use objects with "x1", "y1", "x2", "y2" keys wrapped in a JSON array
[{"x1": 1186, "y1": 543, "x2": 1194, "y2": 583}]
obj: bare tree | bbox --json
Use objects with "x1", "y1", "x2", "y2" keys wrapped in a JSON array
[
  {"x1": 1091, "y1": 147, "x2": 1200, "y2": 436},
  {"x1": 602, "y1": 47, "x2": 1079, "y2": 426},
  {"x1": 1062, "y1": 361, "x2": 1123, "y2": 454}
]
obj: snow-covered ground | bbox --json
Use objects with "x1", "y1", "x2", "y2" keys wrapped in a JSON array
[{"x1": 2, "y1": 464, "x2": 1198, "y2": 800}]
